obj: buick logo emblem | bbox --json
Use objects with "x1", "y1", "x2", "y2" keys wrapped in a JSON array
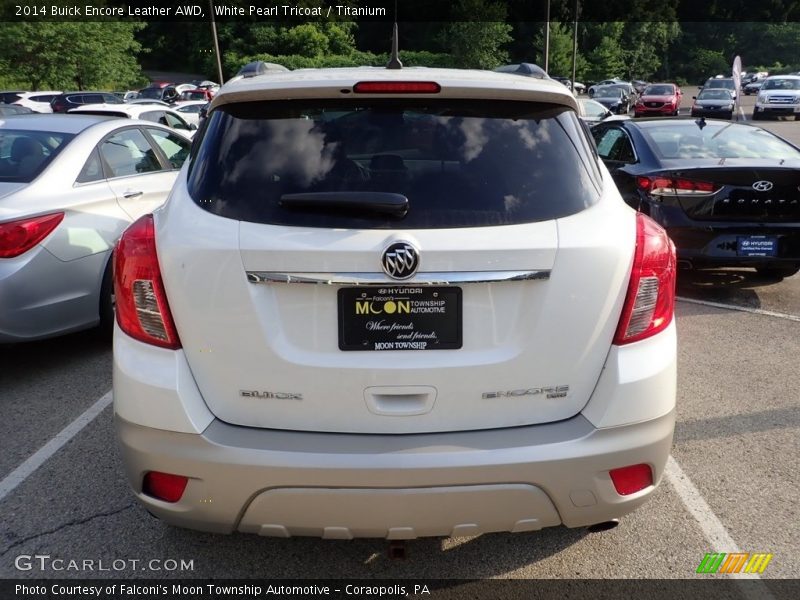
[
  {"x1": 381, "y1": 242, "x2": 419, "y2": 280},
  {"x1": 752, "y1": 180, "x2": 773, "y2": 192}
]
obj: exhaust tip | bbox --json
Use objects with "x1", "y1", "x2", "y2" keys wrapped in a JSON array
[{"x1": 587, "y1": 519, "x2": 620, "y2": 533}]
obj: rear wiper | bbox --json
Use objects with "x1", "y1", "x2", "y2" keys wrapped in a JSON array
[{"x1": 279, "y1": 192, "x2": 408, "y2": 217}]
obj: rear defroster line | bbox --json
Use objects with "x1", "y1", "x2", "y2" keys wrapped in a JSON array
[{"x1": 677, "y1": 296, "x2": 800, "y2": 322}]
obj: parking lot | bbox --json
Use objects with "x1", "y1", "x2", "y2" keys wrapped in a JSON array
[{"x1": 1, "y1": 117, "x2": 798, "y2": 590}]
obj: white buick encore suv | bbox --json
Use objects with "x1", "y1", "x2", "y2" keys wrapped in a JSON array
[{"x1": 112, "y1": 65, "x2": 677, "y2": 538}]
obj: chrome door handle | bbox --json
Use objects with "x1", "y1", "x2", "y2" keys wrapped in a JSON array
[{"x1": 123, "y1": 190, "x2": 143, "y2": 199}]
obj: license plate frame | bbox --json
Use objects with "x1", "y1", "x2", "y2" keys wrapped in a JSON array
[
  {"x1": 338, "y1": 286, "x2": 462, "y2": 351},
  {"x1": 737, "y1": 235, "x2": 778, "y2": 257}
]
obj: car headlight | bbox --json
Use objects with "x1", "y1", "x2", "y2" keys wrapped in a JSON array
[
  {"x1": 793, "y1": 96, "x2": 800, "y2": 104},
  {"x1": 757, "y1": 94, "x2": 767, "y2": 103}
]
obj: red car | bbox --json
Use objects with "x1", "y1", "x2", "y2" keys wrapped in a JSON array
[{"x1": 634, "y1": 83, "x2": 682, "y2": 117}]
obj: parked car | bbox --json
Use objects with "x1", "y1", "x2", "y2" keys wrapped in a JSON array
[
  {"x1": 179, "y1": 88, "x2": 214, "y2": 102},
  {"x1": 0, "y1": 91, "x2": 25, "y2": 104},
  {"x1": 591, "y1": 117, "x2": 800, "y2": 278},
  {"x1": 690, "y1": 89, "x2": 735, "y2": 119},
  {"x1": 0, "y1": 104, "x2": 33, "y2": 116},
  {"x1": 493, "y1": 62, "x2": 549, "y2": 79},
  {"x1": 588, "y1": 78, "x2": 628, "y2": 97},
  {"x1": 700, "y1": 77, "x2": 737, "y2": 101},
  {"x1": 13, "y1": 91, "x2": 62, "y2": 113},
  {"x1": 173, "y1": 100, "x2": 208, "y2": 126},
  {"x1": 552, "y1": 76, "x2": 585, "y2": 94},
  {"x1": 592, "y1": 86, "x2": 631, "y2": 114},
  {"x1": 137, "y1": 84, "x2": 180, "y2": 104},
  {"x1": 753, "y1": 75, "x2": 800, "y2": 120},
  {"x1": 0, "y1": 114, "x2": 191, "y2": 342},
  {"x1": 634, "y1": 83, "x2": 682, "y2": 117},
  {"x1": 577, "y1": 98, "x2": 613, "y2": 123},
  {"x1": 68, "y1": 103, "x2": 197, "y2": 137},
  {"x1": 743, "y1": 81, "x2": 764, "y2": 95},
  {"x1": 112, "y1": 66, "x2": 677, "y2": 538},
  {"x1": 631, "y1": 80, "x2": 649, "y2": 94},
  {"x1": 50, "y1": 91, "x2": 125, "y2": 113}
]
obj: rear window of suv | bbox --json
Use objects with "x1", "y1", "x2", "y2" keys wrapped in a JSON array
[{"x1": 188, "y1": 99, "x2": 601, "y2": 229}]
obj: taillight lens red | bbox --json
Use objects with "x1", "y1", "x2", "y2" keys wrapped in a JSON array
[
  {"x1": 142, "y1": 472, "x2": 188, "y2": 503},
  {"x1": 353, "y1": 81, "x2": 441, "y2": 94},
  {"x1": 0, "y1": 213, "x2": 64, "y2": 258},
  {"x1": 609, "y1": 464, "x2": 653, "y2": 495},
  {"x1": 114, "y1": 215, "x2": 181, "y2": 349},
  {"x1": 636, "y1": 176, "x2": 717, "y2": 194},
  {"x1": 613, "y1": 213, "x2": 676, "y2": 345}
]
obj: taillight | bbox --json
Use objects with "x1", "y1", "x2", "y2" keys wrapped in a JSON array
[
  {"x1": 142, "y1": 472, "x2": 188, "y2": 503},
  {"x1": 0, "y1": 213, "x2": 64, "y2": 258},
  {"x1": 636, "y1": 176, "x2": 718, "y2": 195},
  {"x1": 613, "y1": 213, "x2": 676, "y2": 345},
  {"x1": 609, "y1": 464, "x2": 653, "y2": 495},
  {"x1": 114, "y1": 215, "x2": 181, "y2": 349},
  {"x1": 353, "y1": 81, "x2": 441, "y2": 94}
]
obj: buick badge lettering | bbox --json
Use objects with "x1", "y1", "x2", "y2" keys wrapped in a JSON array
[
  {"x1": 752, "y1": 181, "x2": 774, "y2": 192},
  {"x1": 382, "y1": 242, "x2": 419, "y2": 280}
]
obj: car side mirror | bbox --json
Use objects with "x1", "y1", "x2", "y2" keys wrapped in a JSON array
[
  {"x1": 692, "y1": 96, "x2": 697, "y2": 100},
  {"x1": 189, "y1": 123, "x2": 198, "y2": 130}
]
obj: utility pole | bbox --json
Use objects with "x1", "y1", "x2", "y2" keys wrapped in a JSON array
[
  {"x1": 544, "y1": 0, "x2": 550, "y2": 73},
  {"x1": 209, "y1": 0, "x2": 224, "y2": 84},
  {"x1": 571, "y1": 0, "x2": 579, "y2": 94}
]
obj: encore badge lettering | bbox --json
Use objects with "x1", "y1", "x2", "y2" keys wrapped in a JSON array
[{"x1": 338, "y1": 287, "x2": 462, "y2": 351}]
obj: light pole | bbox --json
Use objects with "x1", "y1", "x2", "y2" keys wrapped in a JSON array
[
  {"x1": 544, "y1": 0, "x2": 550, "y2": 73},
  {"x1": 209, "y1": 0, "x2": 224, "y2": 84},
  {"x1": 571, "y1": 0, "x2": 579, "y2": 94}
]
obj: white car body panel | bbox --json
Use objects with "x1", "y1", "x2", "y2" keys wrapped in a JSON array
[{"x1": 154, "y1": 173, "x2": 635, "y2": 434}]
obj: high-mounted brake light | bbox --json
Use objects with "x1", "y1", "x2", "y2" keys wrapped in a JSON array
[
  {"x1": 114, "y1": 215, "x2": 181, "y2": 349},
  {"x1": 637, "y1": 176, "x2": 718, "y2": 195},
  {"x1": 353, "y1": 81, "x2": 441, "y2": 94},
  {"x1": 0, "y1": 212, "x2": 64, "y2": 258},
  {"x1": 613, "y1": 213, "x2": 676, "y2": 345}
]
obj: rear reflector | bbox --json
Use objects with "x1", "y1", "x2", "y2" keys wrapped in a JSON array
[
  {"x1": 0, "y1": 212, "x2": 64, "y2": 258},
  {"x1": 613, "y1": 213, "x2": 676, "y2": 345},
  {"x1": 142, "y1": 472, "x2": 188, "y2": 503},
  {"x1": 609, "y1": 464, "x2": 653, "y2": 496},
  {"x1": 637, "y1": 176, "x2": 718, "y2": 195},
  {"x1": 353, "y1": 81, "x2": 441, "y2": 94},
  {"x1": 114, "y1": 215, "x2": 181, "y2": 349}
]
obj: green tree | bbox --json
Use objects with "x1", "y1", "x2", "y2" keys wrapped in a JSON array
[
  {"x1": 620, "y1": 22, "x2": 681, "y2": 79},
  {"x1": 438, "y1": 0, "x2": 513, "y2": 69},
  {"x1": 582, "y1": 22, "x2": 626, "y2": 82},
  {"x1": 0, "y1": 21, "x2": 145, "y2": 90},
  {"x1": 533, "y1": 22, "x2": 588, "y2": 79}
]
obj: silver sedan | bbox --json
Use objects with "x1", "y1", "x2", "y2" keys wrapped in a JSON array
[{"x1": 0, "y1": 114, "x2": 191, "y2": 342}]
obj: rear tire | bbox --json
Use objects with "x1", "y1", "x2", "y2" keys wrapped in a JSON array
[
  {"x1": 755, "y1": 266, "x2": 800, "y2": 279},
  {"x1": 752, "y1": 111, "x2": 762, "y2": 121}
]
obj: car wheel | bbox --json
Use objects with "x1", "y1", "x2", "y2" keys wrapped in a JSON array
[
  {"x1": 752, "y1": 112, "x2": 762, "y2": 121},
  {"x1": 755, "y1": 265, "x2": 800, "y2": 279},
  {"x1": 673, "y1": 110, "x2": 679, "y2": 117},
  {"x1": 97, "y1": 257, "x2": 115, "y2": 339}
]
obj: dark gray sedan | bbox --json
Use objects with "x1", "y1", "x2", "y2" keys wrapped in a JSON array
[{"x1": 690, "y1": 89, "x2": 735, "y2": 119}]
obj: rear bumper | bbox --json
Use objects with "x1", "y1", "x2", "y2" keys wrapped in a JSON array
[
  {"x1": 116, "y1": 410, "x2": 675, "y2": 537},
  {"x1": 113, "y1": 317, "x2": 677, "y2": 538},
  {"x1": 0, "y1": 246, "x2": 106, "y2": 343},
  {"x1": 648, "y1": 205, "x2": 800, "y2": 269}
]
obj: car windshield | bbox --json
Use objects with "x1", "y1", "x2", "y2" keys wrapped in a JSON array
[
  {"x1": 698, "y1": 90, "x2": 733, "y2": 100},
  {"x1": 644, "y1": 85, "x2": 674, "y2": 95},
  {"x1": 188, "y1": 99, "x2": 601, "y2": 229},
  {"x1": 0, "y1": 129, "x2": 75, "y2": 182},
  {"x1": 706, "y1": 79, "x2": 734, "y2": 90},
  {"x1": 595, "y1": 88, "x2": 621, "y2": 98},
  {"x1": 642, "y1": 122, "x2": 800, "y2": 160},
  {"x1": 761, "y1": 78, "x2": 800, "y2": 90}
]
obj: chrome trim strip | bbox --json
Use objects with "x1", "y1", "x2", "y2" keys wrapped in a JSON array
[{"x1": 246, "y1": 270, "x2": 550, "y2": 285}]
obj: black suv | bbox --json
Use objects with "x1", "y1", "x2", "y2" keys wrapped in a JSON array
[{"x1": 51, "y1": 92, "x2": 124, "y2": 113}]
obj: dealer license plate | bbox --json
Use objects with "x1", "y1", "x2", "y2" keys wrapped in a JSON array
[
  {"x1": 338, "y1": 286, "x2": 462, "y2": 351},
  {"x1": 737, "y1": 236, "x2": 778, "y2": 257}
]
